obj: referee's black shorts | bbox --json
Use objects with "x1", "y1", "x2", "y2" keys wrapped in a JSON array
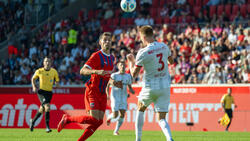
[
  {"x1": 37, "y1": 89, "x2": 53, "y2": 105},
  {"x1": 225, "y1": 109, "x2": 233, "y2": 118}
]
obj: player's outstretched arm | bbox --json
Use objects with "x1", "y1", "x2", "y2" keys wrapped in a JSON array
[{"x1": 80, "y1": 66, "x2": 108, "y2": 76}]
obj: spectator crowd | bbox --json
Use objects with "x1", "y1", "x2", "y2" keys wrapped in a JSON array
[{"x1": 0, "y1": 0, "x2": 249, "y2": 85}]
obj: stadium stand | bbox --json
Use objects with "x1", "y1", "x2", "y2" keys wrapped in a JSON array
[{"x1": 0, "y1": 0, "x2": 249, "y2": 85}]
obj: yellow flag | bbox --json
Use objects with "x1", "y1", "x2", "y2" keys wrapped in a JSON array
[{"x1": 219, "y1": 114, "x2": 230, "y2": 127}]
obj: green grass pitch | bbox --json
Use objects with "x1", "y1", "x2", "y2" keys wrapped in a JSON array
[{"x1": 0, "y1": 129, "x2": 250, "y2": 141}]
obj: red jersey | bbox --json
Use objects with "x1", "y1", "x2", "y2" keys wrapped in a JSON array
[{"x1": 84, "y1": 50, "x2": 115, "y2": 94}]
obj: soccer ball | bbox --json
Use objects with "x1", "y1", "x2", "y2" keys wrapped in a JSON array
[{"x1": 120, "y1": 0, "x2": 136, "y2": 12}]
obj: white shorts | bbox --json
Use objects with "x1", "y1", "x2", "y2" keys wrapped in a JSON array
[
  {"x1": 110, "y1": 93, "x2": 128, "y2": 111},
  {"x1": 138, "y1": 87, "x2": 170, "y2": 112}
]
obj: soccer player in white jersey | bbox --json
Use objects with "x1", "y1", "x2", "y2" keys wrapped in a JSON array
[
  {"x1": 127, "y1": 25, "x2": 174, "y2": 141},
  {"x1": 106, "y1": 60, "x2": 135, "y2": 135}
]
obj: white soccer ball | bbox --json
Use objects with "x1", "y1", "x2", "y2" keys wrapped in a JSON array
[{"x1": 120, "y1": 0, "x2": 136, "y2": 12}]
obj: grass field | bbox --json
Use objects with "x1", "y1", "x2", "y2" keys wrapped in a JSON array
[{"x1": 0, "y1": 129, "x2": 250, "y2": 141}]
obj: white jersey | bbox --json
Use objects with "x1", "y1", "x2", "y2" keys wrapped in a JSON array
[
  {"x1": 135, "y1": 41, "x2": 171, "y2": 90},
  {"x1": 110, "y1": 72, "x2": 132, "y2": 111}
]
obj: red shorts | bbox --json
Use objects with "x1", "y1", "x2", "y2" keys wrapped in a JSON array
[{"x1": 84, "y1": 87, "x2": 107, "y2": 112}]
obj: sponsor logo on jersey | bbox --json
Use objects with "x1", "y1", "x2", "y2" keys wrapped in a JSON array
[{"x1": 90, "y1": 103, "x2": 95, "y2": 108}]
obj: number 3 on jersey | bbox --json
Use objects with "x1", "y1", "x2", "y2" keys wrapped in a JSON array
[{"x1": 156, "y1": 53, "x2": 164, "y2": 71}]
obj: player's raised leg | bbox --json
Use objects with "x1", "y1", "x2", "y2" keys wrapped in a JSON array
[
  {"x1": 57, "y1": 111, "x2": 101, "y2": 132},
  {"x1": 77, "y1": 110, "x2": 104, "y2": 141},
  {"x1": 106, "y1": 111, "x2": 119, "y2": 126}
]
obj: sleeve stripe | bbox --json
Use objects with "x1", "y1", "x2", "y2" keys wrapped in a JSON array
[{"x1": 84, "y1": 64, "x2": 92, "y2": 69}]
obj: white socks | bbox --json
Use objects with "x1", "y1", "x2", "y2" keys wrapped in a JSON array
[
  {"x1": 135, "y1": 111, "x2": 144, "y2": 141},
  {"x1": 158, "y1": 119, "x2": 173, "y2": 141},
  {"x1": 114, "y1": 118, "x2": 124, "y2": 133}
]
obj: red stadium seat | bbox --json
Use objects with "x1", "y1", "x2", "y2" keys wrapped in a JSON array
[
  {"x1": 120, "y1": 18, "x2": 127, "y2": 27},
  {"x1": 195, "y1": 0, "x2": 202, "y2": 7},
  {"x1": 232, "y1": 5, "x2": 239, "y2": 15},
  {"x1": 95, "y1": 10, "x2": 100, "y2": 17},
  {"x1": 113, "y1": 18, "x2": 119, "y2": 25},
  {"x1": 164, "y1": 17, "x2": 170, "y2": 23},
  {"x1": 150, "y1": 8, "x2": 158, "y2": 17},
  {"x1": 159, "y1": 0, "x2": 165, "y2": 8},
  {"x1": 240, "y1": 4, "x2": 247, "y2": 17},
  {"x1": 115, "y1": 9, "x2": 120, "y2": 17},
  {"x1": 178, "y1": 16, "x2": 183, "y2": 23},
  {"x1": 225, "y1": 4, "x2": 231, "y2": 17},
  {"x1": 155, "y1": 17, "x2": 163, "y2": 24},
  {"x1": 193, "y1": 6, "x2": 201, "y2": 17},
  {"x1": 88, "y1": 10, "x2": 94, "y2": 19},
  {"x1": 171, "y1": 16, "x2": 177, "y2": 24},
  {"x1": 127, "y1": 18, "x2": 134, "y2": 25},
  {"x1": 107, "y1": 19, "x2": 113, "y2": 25},
  {"x1": 186, "y1": 16, "x2": 194, "y2": 23},
  {"x1": 203, "y1": 0, "x2": 209, "y2": 5},
  {"x1": 166, "y1": 0, "x2": 175, "y2": 4},
  {"x1": 188, "y1": 0, "x2": 194, "y2": 6},
  {"x1": 217, "y1": 5, "x2": 224, "y2": 16},
  {"x1": 248, "y1": 4, "x2": 250, "y2": 14},
  {"x1": 100, "y1": 19, "x2": 106, "y2": 26},
  {"x1": 203, "y1": 9, "x2": 208, "y2": 16},
  {"x1": 209, "y1": 6, "x2": 216, "y2": 18},
  {"x1": 152, "y1": 0, "x2": 159, "y2": 8}
]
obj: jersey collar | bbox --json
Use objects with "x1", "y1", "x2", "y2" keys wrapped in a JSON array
[{"x1": 101, "y1": 50, "x2": 110, "y2": 56}]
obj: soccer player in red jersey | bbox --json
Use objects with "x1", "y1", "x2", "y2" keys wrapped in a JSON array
[{"x1": 57, "y1": 32, "x2": 122, "y2": 141}]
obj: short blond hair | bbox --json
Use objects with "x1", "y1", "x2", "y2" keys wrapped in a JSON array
[
  {"x1": 99, "y1": 32, "x2": 112, "y2": 40},
  {"x1": 139, "y1": 25, "x2": 153, "y2": 37}
]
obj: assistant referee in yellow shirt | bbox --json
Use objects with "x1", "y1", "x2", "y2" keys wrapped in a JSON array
[
  {"x1": 220, "y1": 88, "x2": 237, "y2": 131},
  {"x1": 30, "y1": 57, "x2": 59, "y2": 133}
]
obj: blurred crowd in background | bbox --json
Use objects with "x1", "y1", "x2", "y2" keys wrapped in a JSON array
[{"x1": 0, "y1": 0, "x2": 249, "y2": 85}]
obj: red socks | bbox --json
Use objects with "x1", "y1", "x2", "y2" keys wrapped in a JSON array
[
  {"x1": 66, "y1": 115, "x2": 103, "y2": 141},
  {"x1": 78, "y1": 120, "x2": 103, "y2": 141},
  {"x1": 67, "y1": 115, "x2": 99, "y2": 124}
]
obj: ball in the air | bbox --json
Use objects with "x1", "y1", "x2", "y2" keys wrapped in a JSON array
[{"x1": 120, "y1": 0, "x2": 136, "y2": 12}]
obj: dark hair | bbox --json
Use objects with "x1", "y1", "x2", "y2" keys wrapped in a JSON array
[{"x1": 139, "y1": 25, "x2": 153, "y2": 37}]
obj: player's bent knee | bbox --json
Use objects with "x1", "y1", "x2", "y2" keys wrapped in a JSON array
[
  {"x1": 44, "y1": 104, "x2": 50, "y2": 112},
  {"x1": 39, "y1": 106, "x2": 45, "y2": 113}
]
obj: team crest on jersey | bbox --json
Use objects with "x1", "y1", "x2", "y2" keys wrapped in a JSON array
[{"x1": 90, "y1": 103, "x2": 95, "y2": 108}]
